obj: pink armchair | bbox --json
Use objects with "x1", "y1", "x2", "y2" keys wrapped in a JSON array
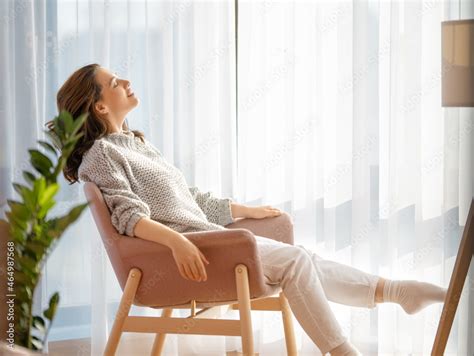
[{"x1": 84, "y1": 182, "x2": 297, "y2": 356}]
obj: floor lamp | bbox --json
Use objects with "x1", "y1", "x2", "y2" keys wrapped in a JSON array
[{"x1": 432, "y1": 19, "x2": 474, "y2": 356}]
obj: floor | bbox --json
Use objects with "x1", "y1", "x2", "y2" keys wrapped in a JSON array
[{"x1": 48, "y1": 334, "x2": 253, "y2": 356}]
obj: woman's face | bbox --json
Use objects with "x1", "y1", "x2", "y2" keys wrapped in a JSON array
[{"x1": 94, "y1": 66, "x2": 139, "y2": 125}]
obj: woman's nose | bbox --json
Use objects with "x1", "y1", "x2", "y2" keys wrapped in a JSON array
[{"x1": 122, "y1": 79, "x2": 131, "y2": 88}]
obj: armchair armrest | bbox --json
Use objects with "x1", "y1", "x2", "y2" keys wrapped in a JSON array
[{"x1": 116, "y1": 229, "x2": 268, "y2": 308}]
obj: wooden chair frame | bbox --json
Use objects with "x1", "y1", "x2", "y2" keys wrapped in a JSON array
[
  {"x1": 104, "y1": 264, "x2": 298, "y2": 356},
  {"x1": 431, "y1": 198, "x2": 474, "y2": 355}
]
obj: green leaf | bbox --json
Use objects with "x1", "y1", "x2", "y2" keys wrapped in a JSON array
[
  {"x1": 53, "y1": 157, "x2": 66, "y2": 176},
  {"x1": 13, "y1": 183, "x2": 28, "y2": 196},
  {"x1": 9, "y1": 224, "x2": 26, "y2": 243},
  {"x1": 37, "y1": 199, "x2": 56, "y2": 220},
  {"x1": 73, "y1": 131, "x2": 85, "y2": 141},
  {"x1": 24, "y1": 240, "x2": 47, "y2": 260},
  {"x1": 43, "y1": 292, "x2": 60, "y2": 321},
  {"x1": 61, "y1": 142, "x2": 75, "y2": 156},
  {"x1": 16, "y1": 264, "x2": 37, "y2": 285},
  {"x1": 6, "y1": 213, "x2": 28, "y2": 233},
  {"x1": 14, "y1": 271, "x2": 34, "y2": 286},
  {"x1": 22, "y1": 171, "x2": 36, "y2": 186},
  {"x1": 33, "y1": 177, "x2": 46, "y2": 202},
  {"x1": 7, "y1": 200, "x2": 30, "y2": 220},
  {"x1": 61, "y1": 111, "x2": 74, "y2": 134},
  {"x1": 11, "y1": 184, "x2": 35, "y2": 209},
  {"x1": 47, "y1": 203, "x2": 88, "y2": 238},
  {"x1": 31, "y1": 335, "x2": 43, "y2": 351},
  {"x1": 18, "y1": 254, "x2": 39, "y2": 272},
  {"x1": 39, "y1": 183, "x2": 59, "y2": 207},
  {"x1": 19, "y1": 301, "x2": 30, "y2": 315},
  {"x1": 32, "y1": 315, "x2": 46, "y2": 334},
  {"x1": 32, "y1": 223, "x2": 43, "y2": 238},
  {"x1": 71, "y1": 113, "x2": 88, "y2": 136},
  {"x1": 45, "y1": 130, "x2": 62, "y2": 150},
  {"x1": 38, "y1": 140, "x2": 58, "y2": 157},
  {"x1": 53, "y1": 114, "x2": 64, "y2": 137},
  {"x1": 29, "y1": 149, "x2": 53, "y2": 177},
  {"x1": 16, "y1": 285, "x2": 33, "y2": 301}
]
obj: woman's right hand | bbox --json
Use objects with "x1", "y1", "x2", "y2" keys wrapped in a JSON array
[{"x1": 170, "y1": 235, "x2": 210, "y2": 282}]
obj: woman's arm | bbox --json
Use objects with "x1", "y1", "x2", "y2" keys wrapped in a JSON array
[
  {"x1": 188, "y1": 186, "x2": 234, "y2": 226},
  {"x1": 188, "y1": 188, "x2": 282, "y2": 223},
  {"x1": 80, "y1": 142, "x2": 208, "y2": 282},
  {"x1": 230, "y1": 202, "x2": 250, "y2": 219},
  {"x1": 133, "y1": 216, "x2": 183, "y2": 248},
  {"x1": 79, "y1": 141, "x2": 151, "y2": 237},
  {"x1": 231, "y1": 202, "x2": 283, "y2": 220},
  {"x1": 133, "y1": 217, "x2": 210, "y2": 282}
]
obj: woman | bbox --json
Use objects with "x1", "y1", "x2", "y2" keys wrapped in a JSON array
[{"x1": 52, "y1": 64, "x2": 447, "y2": 356}]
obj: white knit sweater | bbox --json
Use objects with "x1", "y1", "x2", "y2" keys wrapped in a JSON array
[{"x1": 78, "y1": 130, "x2": 235, "y2": 237}]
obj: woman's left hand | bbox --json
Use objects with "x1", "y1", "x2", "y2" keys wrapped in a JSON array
[{"x1": 245, "y1": 205, "x2": 283, "y2": 219}]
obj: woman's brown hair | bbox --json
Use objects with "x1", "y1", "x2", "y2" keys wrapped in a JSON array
[{"x1": 47, "y1": 63, "x2": 144, "y2": 184}]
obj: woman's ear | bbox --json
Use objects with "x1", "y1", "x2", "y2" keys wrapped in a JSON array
[{"x1": 95, "y1": 101, "x2": 108, "y2": 115}]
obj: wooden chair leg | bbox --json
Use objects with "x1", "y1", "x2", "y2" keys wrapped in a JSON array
[
  {"x1": 235, "y1": 264, "x2": 255, "y2": 356},
  {"x1": 150, "y1": 308, "x2": 173, "y2": 356},
  {"x1": 104, "y1": 268, "x2": 142, "y2": 356},
  {"x1": 279, "y1": 292, "x2": 297, "y2": 355},
  {"x1": 432, "y1": 199, "x2": 474, "y2": 355}
]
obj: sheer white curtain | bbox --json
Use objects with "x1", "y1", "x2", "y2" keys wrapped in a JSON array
[
  {"x1": 237, "y1": 0, "x2": 473, "y2": 355},
  {"x1": 1, "y1": 0, "x2": 239, "y2": 355},
  {"x1": 1, "y1": 0, "x2": 473, "y2": 355},
  {"x1": 53, "y1": 1, "x2": 239, "y2": 354}
]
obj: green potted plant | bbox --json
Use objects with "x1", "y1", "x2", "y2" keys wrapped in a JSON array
[{"x1": 0, "y1": 111, "x2": 89, "y2": 353}]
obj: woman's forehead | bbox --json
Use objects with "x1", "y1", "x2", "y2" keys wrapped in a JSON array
[{"x1": 95, "y1": 67, "x2": 114, "y2": 86}]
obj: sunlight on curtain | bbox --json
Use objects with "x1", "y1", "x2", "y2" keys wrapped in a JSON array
[
  {"x1": 1, "y1": 0, "x2": 237, "y2": 355},
  {"x1": 52, "y1": 1, "x2": 237, "y2": 354},
  {"x1": 237, "y1": 0, "x2": 473, "y2": 355},
  {"x1": 1, "y1": 0, "x2": 473, "y2": 355}
]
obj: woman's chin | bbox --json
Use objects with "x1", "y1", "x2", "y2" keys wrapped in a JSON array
[
  {"x1": 124, "y1": 99, "x2": 139, "y2": 116},
  {"x1": 130, "y1": 95, "x2": 140, "y2": 107}
]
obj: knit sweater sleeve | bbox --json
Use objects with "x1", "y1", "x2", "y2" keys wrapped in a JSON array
[
  {"x1": 79, "y1": 141, "x2": 151, "y2": 237},
  {"x1": 188, "y1": 186, "x2": 235, "y2": 226}
]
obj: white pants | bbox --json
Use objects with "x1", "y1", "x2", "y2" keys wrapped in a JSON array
[{"x1": 255, "y1": 234, "x2": 380, "y2": 354}]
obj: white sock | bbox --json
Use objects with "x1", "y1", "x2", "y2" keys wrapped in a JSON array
[
  {"x1": 383, "y1": 279, "x2": 447, "y2": 315},
  {"x1": 329, "y1": 340, "x2": 362, "y2": 356}
]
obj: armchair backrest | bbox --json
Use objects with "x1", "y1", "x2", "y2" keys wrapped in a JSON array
[{"x1": 84, "y1": 182, "x2": 130, "y2": 289}]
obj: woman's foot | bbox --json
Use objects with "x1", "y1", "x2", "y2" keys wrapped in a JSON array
[
  {"x1": 382, "y1": 279, "x2": 447, "y2": 314},
  {"x1": 329, "y1": 340, "x2": 362, "y2": 355}
]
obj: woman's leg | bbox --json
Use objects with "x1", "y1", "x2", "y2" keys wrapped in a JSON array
[
  {"x1": 296, "y1": 244, "x2": 447, "y2": 314},
  {"x1": 295, "y1": 244, "x2": 381, "y2": 308},
  {"x1": 255, "y1": 235, "x2": 360, "y2": 355}
]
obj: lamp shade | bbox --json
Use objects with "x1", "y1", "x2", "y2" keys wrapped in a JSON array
[{"x1": 442, "y1": 19, "x2": 474, "y2": 107}]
